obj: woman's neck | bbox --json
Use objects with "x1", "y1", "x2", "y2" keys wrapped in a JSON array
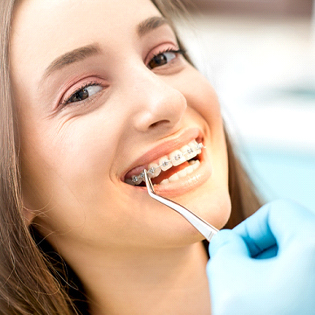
[{"x1": 70, "y1": 241, "x2": 211, "y2": 315}]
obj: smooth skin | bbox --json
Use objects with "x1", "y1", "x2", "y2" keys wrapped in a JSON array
[{"x1": 10, "y1": 0, "x2": 231, "y2": 314}]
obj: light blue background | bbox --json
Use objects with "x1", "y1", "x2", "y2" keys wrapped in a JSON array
[{"x1": 244, "y1": 146, "x2": 315, "y2": 211}]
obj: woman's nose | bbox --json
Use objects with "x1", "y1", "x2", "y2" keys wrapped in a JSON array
[{"x1": 126, "y1": 67, "x2": 187, "y2": 133}]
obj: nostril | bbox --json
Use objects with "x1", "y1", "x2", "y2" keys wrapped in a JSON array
[{"x1": 149, "y1": 120, "x2": 170, "y2": 129}]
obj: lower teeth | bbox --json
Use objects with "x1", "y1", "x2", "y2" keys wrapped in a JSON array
[{"x1": 159, "y1": 160, "x2": 200, "y2": 185}]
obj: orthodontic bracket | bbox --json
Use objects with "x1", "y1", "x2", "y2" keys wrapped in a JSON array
[{"x1": 131, "y1": 142, "x2": 204, "y2": 185}]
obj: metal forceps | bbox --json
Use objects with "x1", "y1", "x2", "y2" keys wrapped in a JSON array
[{"x1": 143, "y1": 170, "x2": 218, "y2": 242}]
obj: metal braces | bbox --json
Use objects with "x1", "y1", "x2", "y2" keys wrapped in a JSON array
[{"x1": 131, "y1": 142, "x2": 204, "y2": 185}]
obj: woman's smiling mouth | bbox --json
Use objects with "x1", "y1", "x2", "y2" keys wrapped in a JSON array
[
  {"x1": 121, "y1": 127, "x2": 213, "y2": 198},
  {"x1": 124, "y1": 139, "x2": 204, "y2": 186}
]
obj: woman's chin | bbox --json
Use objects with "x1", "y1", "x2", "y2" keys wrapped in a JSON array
[
  {"x1": 177, "y1": 188, "x2": 231, "y2": 231},
  {"x1": 138, "y1": 189, "x2": 231, "y2": 248}
]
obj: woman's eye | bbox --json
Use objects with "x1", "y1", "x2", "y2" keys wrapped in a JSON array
[
  {"x1": 148, "y1": 49, "x2": 183, "y2": 70},
  {"x1": 64, "y1": 84, "x2": 103, "y2": 105}
]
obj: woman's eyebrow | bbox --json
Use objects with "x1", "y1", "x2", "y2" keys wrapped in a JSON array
[
  {"x1": 41, "y1": 44, "x2": 101, "y2": 82},
  {"x1": 40, "y1": 17, "x2": 168, "y2": 83},
  {"x1": 137, "y1": 16, "x2": 169, "y2": 37}
]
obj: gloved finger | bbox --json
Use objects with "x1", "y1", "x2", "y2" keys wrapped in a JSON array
[
  {"x1": 234, "y1": 199, "x2": 315, "y2": 256},
  {"x1": 233, "y1": 205, "x2": 276, "y2": 258},
  {"x1": 267, "y1": 199, "x2": 315, "y2": 247},
  {"x1": 209, "y1": 229, "x2": 250, "y2": 259},
  {"x1": 254, "y1": 244, "x2": 278, "y2": 259}
]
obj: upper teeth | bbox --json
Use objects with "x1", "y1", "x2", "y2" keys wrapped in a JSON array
[{"x1": 127, "y1": 140, "x2": 204, "y2": 186}]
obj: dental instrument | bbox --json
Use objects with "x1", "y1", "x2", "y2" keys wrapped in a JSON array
[{"x1": 143, "y1": 169, "x2": 218, "y2": 242}]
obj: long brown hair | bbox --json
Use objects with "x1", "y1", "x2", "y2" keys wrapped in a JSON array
[{"x1": 0, "y1": 0, "x2": 261, "y2": 313}]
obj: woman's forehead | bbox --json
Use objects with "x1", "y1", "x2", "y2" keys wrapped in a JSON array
[
  {"x1": 10, "y1": 0, "x2": 163, "y2": 89},
  {"x1": 11, "y1": 0, "x2": 162, "y2": 48}
]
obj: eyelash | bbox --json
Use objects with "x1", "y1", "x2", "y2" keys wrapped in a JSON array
[
  {"x1": 60, "y1": 47, "x2": 186, "y2": 107},
  {"x1": 147, "y1": 48, "x2": 185, "y2": 69},
  {"x1": 60, "y1": 81, "x2": 102, "y2": 107}
]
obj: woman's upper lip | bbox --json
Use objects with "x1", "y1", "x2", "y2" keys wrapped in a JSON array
[{"x1": 121, "y1": 128, "x2": 203, "y2": 180}]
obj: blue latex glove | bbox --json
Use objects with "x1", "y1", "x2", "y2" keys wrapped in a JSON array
[{"x1": 207, "y1": 199, "x2": 315, "y2": 315}]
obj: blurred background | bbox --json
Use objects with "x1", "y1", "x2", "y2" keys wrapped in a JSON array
[{"x1": 176, "y1": 0, "x2": 315, "y2": 210}]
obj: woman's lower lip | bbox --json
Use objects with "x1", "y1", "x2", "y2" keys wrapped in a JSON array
[{"x1": 124, "y1": 150, "x2": 212, "y2": 198}]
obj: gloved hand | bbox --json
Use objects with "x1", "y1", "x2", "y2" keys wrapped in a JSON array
[{"x1": 207, "y1": 199, "x2": 315, "y2": 315}]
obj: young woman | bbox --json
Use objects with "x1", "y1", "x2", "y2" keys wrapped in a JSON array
[{"x1": 0, "y1": 0, "x2": 261, "y2": 313}]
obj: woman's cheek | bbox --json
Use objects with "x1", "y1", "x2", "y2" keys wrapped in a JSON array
[{"x1": 174, "y1": 66, "x2": 222, "y2": 122}]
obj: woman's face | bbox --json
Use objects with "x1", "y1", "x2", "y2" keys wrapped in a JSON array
[{"x1": 10, "y1": 0, "x2": 230, "y2": 252}]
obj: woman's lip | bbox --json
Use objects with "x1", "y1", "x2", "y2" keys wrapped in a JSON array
[
  {"x1": 123, "y1": 148, "x2": 211, "y2": 198},
  {"x1": 120, "y1": 128, "x2": 203, "y2": 181}
]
